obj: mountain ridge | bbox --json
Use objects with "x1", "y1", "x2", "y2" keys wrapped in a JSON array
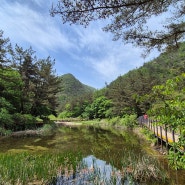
[{"x1": 57, "y1": 73, "x2": 96, "y2": 111}]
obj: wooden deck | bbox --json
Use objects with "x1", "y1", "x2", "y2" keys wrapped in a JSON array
[{"x1": 141, "y1": 119, "x2": 184, "y2": 152}]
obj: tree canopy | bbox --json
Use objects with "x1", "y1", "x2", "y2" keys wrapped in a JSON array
[
  {"x1": 0, "y1": 31, "x2": 60, "y2": 131},
  {"x1": 51, "y1": 0, "x2": 185, "y2": 55}
]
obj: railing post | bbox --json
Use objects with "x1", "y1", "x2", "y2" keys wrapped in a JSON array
[
  {"x1": 172, "y1": 129, "x2": 176, "y2": 153},
  {"x1": 157, "y1": 125, "x2": 159, "y2": 146},
  {"x1": 172, "y1": 129, "x2": 175, "y2": 143},
  {"x1": 165, "y1": 124, "x2": 168, "y2": 153},
  {"x1": 160, "y1": 126, "x2": 163, "y2": 151}
]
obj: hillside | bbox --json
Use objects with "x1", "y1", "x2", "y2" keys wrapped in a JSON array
[
  {"x1": 56, "y1": 43, "x2": 185, "y2": 116},
  {"x1": 57, "y1": 73, "x2": 96, "y2": 111},
  {"x1": 105, "y1": 42, "x2": 185, "y2": 116}
]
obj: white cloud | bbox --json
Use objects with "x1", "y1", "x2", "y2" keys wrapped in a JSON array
[
  {"x1": 68, "y1": 23, "x2": 147, "y2": 82},
  {"x1": 0, "y1": 0, "x2": 161, "y2": 88},
  {"x1": 0, "y1": 0, "x2": 76, "y2": 53}
]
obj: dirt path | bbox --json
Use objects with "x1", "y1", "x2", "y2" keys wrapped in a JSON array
[{"x1": 55, "y1": 121, "x2": 83, "y2": 126}]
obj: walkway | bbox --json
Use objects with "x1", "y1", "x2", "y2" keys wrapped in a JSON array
[{"x1": 141, "y1": 119, "x2": 184, "y2": 152}]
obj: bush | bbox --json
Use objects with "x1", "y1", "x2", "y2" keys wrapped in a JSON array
[
  {"x1": 0, "y1": 127, "x2": 12, "y2": 136},
  {"x1": 12, "y1": 113, "x2": 36, "y2": 131},
  {"x1": 107, "y1": 114, "x2": 137, "y2": 128},
  {"x1": 58, "y1": 111, "x2": 73, "y2": 119},
  {"x1": 39, "y1": 124, "x2": 56, "y2": 136},
  {"x1": 0, "y1": 108, "x2": 13, "y2": 129},
  {"x1": 120, "y1": 114, "x2": 137, "y2": 128},
  {"x1": 108, "y1": 116, "x2": 121, "y2": 126}
]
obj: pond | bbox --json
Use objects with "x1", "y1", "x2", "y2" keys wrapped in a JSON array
[{"x1": 0, "y1": 125, "x2": 185, "y2": 184}]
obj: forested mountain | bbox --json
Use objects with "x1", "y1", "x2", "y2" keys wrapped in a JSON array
[
  {"x1": 59, "y1": 73, "x2": 95, "y2": 96},
  {"x1": 56, "y1": 43, "x2": 185, "y2": 119},
  {"x1": 105, "y1": 42, "x2": 185, "y2": 116},
  {"x1": 57, "y1": 73, "x2": 96, "y2": 112}
]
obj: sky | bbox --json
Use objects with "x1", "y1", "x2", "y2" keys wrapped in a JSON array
[{"x1": 1, "y1": 0, "x2": 162, "y2": 89}]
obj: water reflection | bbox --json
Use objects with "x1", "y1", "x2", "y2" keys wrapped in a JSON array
[
  {"x1": 52, "y1": 155, "x2": 138, "y2": 185},
  {"x1": 0, "y1": 125, "x2": 185, "y2": 184}
]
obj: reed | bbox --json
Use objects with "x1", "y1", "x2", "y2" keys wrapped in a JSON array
[
  {"x1": 0, "y1": 150, "x2": 168, "y2": 185},
  {"x1": 119, "y1": 149, "x2": 168, "y2": 183},
  {"x1": 50, "y1": 150, "x2": 169, "y2": 185},
  {"x1": 0, "y1": 151, "x2": 82, "y2": 185}
]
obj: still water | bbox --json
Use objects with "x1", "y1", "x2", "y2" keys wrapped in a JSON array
[{"x1": 0, "y1": 125, "x2": 185, "y2": 184}]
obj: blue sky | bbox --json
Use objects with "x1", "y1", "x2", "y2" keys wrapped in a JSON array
[{"x1": 1, "y1": 0, "x2": 162, "y2": 89}]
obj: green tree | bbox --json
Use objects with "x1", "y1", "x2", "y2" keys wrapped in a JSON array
[
  {"x1": 90, "y1": 96, "x2": 113, "y2": 119},
  {"x1": 31, "y1": 57, "x2": 60, "y2": 119},
  {"x1": 0, "y1": 31, "x2": 19, "y2": 130},
  {"x1": 148, "y1": 73, "x2": 185, "y2": 169},
  {"x1": 13, "y1": 45, "x2": 37, "y2": 114},
  {"x1": 51, "y1": 0, "x2": 185, "y2": 54}
]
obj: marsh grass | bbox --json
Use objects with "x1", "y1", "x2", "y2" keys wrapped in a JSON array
[
  {"x1": 119, "y1": 150, "x2": 168, "y2": 183},
  {"x1": 140, "y1": 127, "x2": 157, "y2": 144},
  {"x1": 51, "y1": 150, "x2": 169, "y2": 185},
  {"x1": 0, "y1": 151, "x2": 82, "y2": 185},
  {"x1": 0, "y1": 149, "x2": 168, "y2": 185}
]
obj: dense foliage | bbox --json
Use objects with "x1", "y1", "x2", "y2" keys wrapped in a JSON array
[
  {"x1": 148, "y1": 73, "x2": 185, "y2": 169},
  {"x1": 57, "y1": 42, "x2": 185, "y2": 122},
  {"x1": 57, "y1": 73, "x2": 95, "y2": 114},
  {"x1": 105, "y1": 42, "x2": 185, "y2": 117},
  {"x1": 0, "y1": 30, "x2": 60, "y2": 132},
  {"x1": 1, "y1": 27, "x2": 185, "y2": 168}
]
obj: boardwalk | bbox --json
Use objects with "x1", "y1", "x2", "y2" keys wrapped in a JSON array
[
  {"x1": 145, "y1": 121, "x2": 179, "y2": 143},
  {"x1": 141, "y1": 119, "x2": 184, "y2": 152}
]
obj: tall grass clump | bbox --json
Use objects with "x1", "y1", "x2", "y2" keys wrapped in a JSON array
[
  {"x1": 0, "y1": 151, "x2": 82, "y2": 185},
  {"x1": 38, "y1": 122, "x2": 57, "y2": 136},
  {"x1": 51, "y1": 149, "x2": 169, "y2": 185},
  {"x1": 120, "y1": 114, "x2": 137, "y2": 128},
  {"x1": 119, "y1": 149, "x2": 168, "y2": 183},
  {"x1": 140, "y1": 127, "x2": 157, "y2": 144},
  {"x1": 0, "y1": 127, "x2": 12, "y2": 136},
  {"x1": 108, "y1": 116, "x2": 121, "y2": 126},
  {"x1": 108, "y1": 114, "x2": 137, "y2": 128}
]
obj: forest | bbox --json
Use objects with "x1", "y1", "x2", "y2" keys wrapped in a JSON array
[
  {"x1": 0, "y1": 30, "x2": 60, "y2": 132},
  {"x1": 57, "y1": 42, "x2": 185, "y2": 120},
  {"x1": 1, "y1": 29, "x2": 185, "y2": 169},
  {"x1": 1, "y1": 28, "x2": 185, "y2": 129}
]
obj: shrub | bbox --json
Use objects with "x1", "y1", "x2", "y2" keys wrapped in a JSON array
[
  {"x1": 108, "y1": 117, "x2": 121, "y2": 126},
  {"x1": 0, "y1": 127, "x2": 12, "y2": 136},
  {"x1": 12, "y1": 113, "x2": 36, "y2": 131},
  {"x1": 58, "y1": 111, "x2": 73, "y2": 119},
  {"x1": 107, "y1": 114, "x2": 137, "y2": 128},
  {"x1": 0, "y1": 108, "x2": 13, "y2": 129},
  {"x1": 120, "y1": 114, "x2": 137, "y2": 128}
]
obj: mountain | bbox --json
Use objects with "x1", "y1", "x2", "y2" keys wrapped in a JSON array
[
  {"x1": 57, "y1": 73, "x2": 96, "y2": 111},
  {"x1": 105, "y1": 42, "x2": 185, "y2": 116}
]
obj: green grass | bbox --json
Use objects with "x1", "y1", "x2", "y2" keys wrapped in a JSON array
[
  {"x1": 0, "y1": 149, "x2": 169, "y2": 185},
  {"x1": 140, "y1": 127, "x2": 157, "y2": 144},
  {"x1": 0, "y1": 151, "x2": 82, "y2": 185}
]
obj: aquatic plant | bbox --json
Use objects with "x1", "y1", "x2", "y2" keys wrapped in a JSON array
[
  {"x1": 0, "y1": 148, "x2": 168, "y2": 185},
  {"x1": 50, "y1": 151, "x2": 168, "y2": 185},
  {"x1": 119, "y1": 149, "x2": 168, "y2": 183},
  {"x1": 38, "y1": 123, "x2": 57, "y2": 136},
  {"x1": 0, "y1": 151, "x2": 82, "y2": 185}
]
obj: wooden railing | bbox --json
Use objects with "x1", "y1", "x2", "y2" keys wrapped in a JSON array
[{"x1": 140, "y1": 118, "x2": 184, "y2": 152}]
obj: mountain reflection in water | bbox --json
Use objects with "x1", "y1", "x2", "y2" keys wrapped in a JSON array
[
  {"x1": 51, "y1": 155, "x2": 138, "y2": 185},
  {"x1": 0, "y1": 125, "x2": 184, "y2": 184}
]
